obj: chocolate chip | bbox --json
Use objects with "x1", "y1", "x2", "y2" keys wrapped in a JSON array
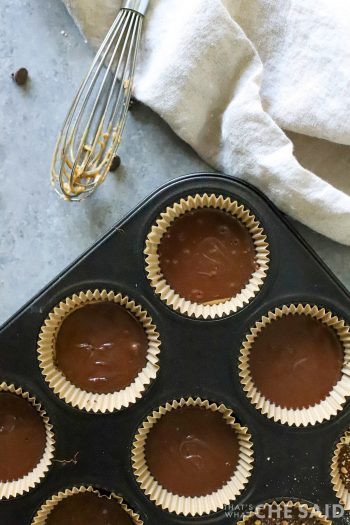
[
  {"x1": 109, "y1": 155, "x2": 121, "y2": 172},
  {"x1": 11, "y1": 68, "x2": 29, "y2": 86},
  {"x1": 128, "y1": 97, "x2": 138, "y2": 110}
]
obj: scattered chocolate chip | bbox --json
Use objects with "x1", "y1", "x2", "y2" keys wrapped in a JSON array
[
  {"x1": 128, "y1": 97, "x2": 138, "y2": 110},
  {"x1": 109, "y1": 155, "x2": 121, "y2": 172},
  {"x1": 11, "y1": 68, "x2": 29, "y2": 86}
]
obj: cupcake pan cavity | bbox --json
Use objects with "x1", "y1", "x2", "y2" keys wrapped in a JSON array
[
  {"x1": 132, "y1": 397, "x2": 254, "y2": 516},
  {"x1": 37, "y1": 290, "x2": 161, "y2": 413},
  {"x1": 31, "y1": 486, "x2": 143, "y2": 525},
  {"x1": 239, "y1": 304, "x2": 350, "y2": 427},
  {"x1": 0, "y1": 383, "x2": 55, "y2": 500},
  {"x1": 331, "y1": 429, "x2": 350, "y2": 510},
  {"x1": 0, "y1": 173, "x2": 350, "y2": 524},
  {"x1": 144, "y1": 193, "x2": 269, "y2": 319}
]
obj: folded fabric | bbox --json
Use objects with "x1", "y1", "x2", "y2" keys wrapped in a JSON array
[{"x1": 62, "y1": 0, "x2": 350, "y2": 245}]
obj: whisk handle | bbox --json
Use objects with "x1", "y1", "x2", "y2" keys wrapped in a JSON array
[{"x1": 122, "y1": 0, "x2": 149, "y2": 16}]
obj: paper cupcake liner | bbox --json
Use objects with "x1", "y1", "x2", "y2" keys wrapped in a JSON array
[
  {"x1": 144, "y1": 193, "x2": 269, "y2": 319},
  {"x1": 37, "y1": 289, "x2": 161, "y2": 413},
  {"x1": 132, "y1": 397, "x2": 254, "y2": 516},
  {"x1": 0, "y1": 382, "x2": 55, "y2": 500},
  {"x1": 31, "y1": 485, "x2": 143, "y2": 524},
  {"x1": 239, "y1": 303, "x2": 350, "y2": 427},
  {"x1": 331, "y1": 429, "x2": 350, "y2": 509},
  {"x1": 237, "y1": 500, "x2": 331, "y2": 525}
]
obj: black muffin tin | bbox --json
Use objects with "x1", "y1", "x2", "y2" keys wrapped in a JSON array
[{"x1": 1, "y1": 173, "x2": 350, "y2": 525}]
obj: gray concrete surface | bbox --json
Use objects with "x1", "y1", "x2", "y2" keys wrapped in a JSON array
[{"x1": 0, "y1": 0, "x2": 349, "y2": 325}]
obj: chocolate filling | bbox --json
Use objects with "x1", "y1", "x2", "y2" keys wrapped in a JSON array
[
  {"x1": 158, "y1": 208, "x2": 256, "y2": 303},
  {"x1": 55, "y1": 302, "x2": 148, "y2": 394},
  {"x1": 144, "y1": 405, "x2": 239, "y2": 497},
  {"x1": 249, "y1": 314, "x2": 343, "y2": 409},
  {"x1": 46, "y1": 492, "x2": 133, "y2": 525},
  {"x1": 0, "y1": 392, "x2": 46, "y2": 482},
  {"x1": 338, "y1": 443, "x2": 350, "y2": 489}
]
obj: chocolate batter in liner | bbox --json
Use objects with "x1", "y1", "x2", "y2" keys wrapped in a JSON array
[
  {"x1": 132, "y1": 397, "x2": 254, "y2": 516},
  {"x1": 37, "y1": 289, "x2": 161, "y2": 413},
  {"x1": 31, "y1": 486, "x2": 143, "y2": 525},
  {"x1": 144, "y1": 193, "x2": 269, "y2": 319},
  {"x1": 239, "y1": 304, "x2": 350, "y2": 426},
  {"x1": 331, "y1": 429, "x2": 350, "y2": 510},
  {"x1": 237, "y1": 500, "x2": 331, "y2": 525},
  {"x1": 0, "y1": 382, "x2": 55, "y2": 500}
]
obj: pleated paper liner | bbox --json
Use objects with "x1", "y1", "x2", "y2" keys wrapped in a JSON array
[
  {"x1": 144, "y1": 193, "x2": 269, "y2": 319},
  {"x1": 331, "y1": 429, "x2": 350, "y2": 510},
  {"x1": 37, "y1": 289, "x2": 161, "y2": 413},
  {"x1": 31, "y1": 485, "x2": 143, "y2": 525},
  {"x1": 239, "y1": 303, "x2": 350, "y2": 427},
  {"x1": 236, "y1": 500, "x2": 331, "y2": 525},
  {"x1": 131, "y1": 397, "x2": 254, "y2": 516},
  {"x1": 0, "y1": 382, "x2": 55, "y2": 500}
]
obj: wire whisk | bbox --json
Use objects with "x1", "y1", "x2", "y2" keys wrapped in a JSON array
[{"x1": 51, "y1": 0, "x2": 149, "y2": 201}]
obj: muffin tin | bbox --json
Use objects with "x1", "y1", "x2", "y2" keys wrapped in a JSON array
[{"x1": 1, "y1": 172, "x2": 350, "y2": 524}]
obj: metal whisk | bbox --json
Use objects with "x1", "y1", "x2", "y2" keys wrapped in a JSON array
[{"x1": 51, "y1": 0, "x2": 149, "y2": 201}]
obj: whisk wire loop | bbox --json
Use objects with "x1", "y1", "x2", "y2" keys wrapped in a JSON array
[{"x1": 52, "y1": 2, "x2": 147, "y2": 200}]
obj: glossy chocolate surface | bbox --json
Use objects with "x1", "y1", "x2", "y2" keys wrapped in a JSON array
[
  {"x1": 145, "y1": 406, "x2": 239, "y2": 497},
  {"x1": 338, "y1": 443, "x2": 350, "y2": 489},
  {"x1": 0, "y1": 392, "x2": 46, "y2": 482},
  {"x1": 249, "y1": 314, "x2": 343, "y2": 409},
  {"x1": 55, "y1": 302, "x2": 148, "y2": 394},
  {"x1": 158, "y1": 208, "x2": 256, "y2": 303},
  {"x1": 244, "y1": 505, "x2": 323, "y2": 524},
  {"x1": 46, "y1": 492, "x2": 133, "y2": 525}
]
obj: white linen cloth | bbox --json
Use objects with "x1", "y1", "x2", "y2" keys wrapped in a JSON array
[{"x1": 62, "y1": 0, "x2": 350, "y2": 245}]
